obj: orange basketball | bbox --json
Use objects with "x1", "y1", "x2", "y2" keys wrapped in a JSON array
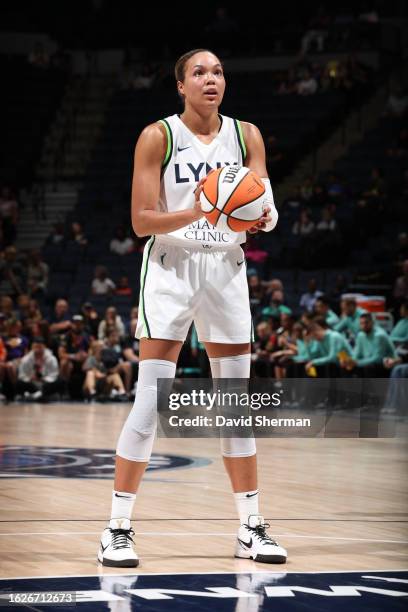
[{"x1": 200, "y1": 166, "x2": 266, "y2": 232}]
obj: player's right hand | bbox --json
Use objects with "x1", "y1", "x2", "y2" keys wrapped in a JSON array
[{"x1": 192, "y1": 177, "x2": 207, "y2": 221}]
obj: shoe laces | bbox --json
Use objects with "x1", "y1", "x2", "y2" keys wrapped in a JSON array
[
  {"x1": 110, "y1": 527, "x2": 135, "y2": 550},
  {"x1": 248, "y1": 522, "x2": 278, "y2": 546}
]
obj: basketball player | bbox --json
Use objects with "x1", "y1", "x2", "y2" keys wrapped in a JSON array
[{"x1": 98, "y1": 49, "x2": 287, "y2": 567}]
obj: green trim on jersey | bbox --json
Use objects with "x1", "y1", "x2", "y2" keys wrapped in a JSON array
[
  {"x1": 159, "y1": 119, "x2": 173, "y2": 170},
  {"x1": 234, "y1": 119, "x2": 247, "y2": 162},
  {"x1": 139, "y1": 235, "x2": 156, "y2": 338}
]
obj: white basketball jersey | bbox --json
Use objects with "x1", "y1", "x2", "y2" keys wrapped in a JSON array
[{"x1": 157, "y1": 113, "x2": 247, "y2": 247}]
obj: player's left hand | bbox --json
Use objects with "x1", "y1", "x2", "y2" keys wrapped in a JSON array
[{"x1": 247, "y1": 205, "x2": 271, "y2": 234}]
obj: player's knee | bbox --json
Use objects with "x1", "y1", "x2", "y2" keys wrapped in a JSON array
[
  {"x1": 130, "y1": 384, "x2": 157, "y2": 437},
  {"x1": 221, "y1": 437, "x2": 256, "y2": 457}
]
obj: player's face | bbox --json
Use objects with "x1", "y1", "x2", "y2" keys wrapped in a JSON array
[{"x1": 179, "y1": 52, "x2": 225, "y2": 110}]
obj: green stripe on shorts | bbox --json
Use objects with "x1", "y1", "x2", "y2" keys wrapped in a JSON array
[{"x1": 139, "y1": 235, "x2": 156, "y2": 338}]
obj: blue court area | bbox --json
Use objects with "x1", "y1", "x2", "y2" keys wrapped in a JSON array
[
  {"x1": 0, "y1": 445, "x2": 211, "y2": 478},
  {"x1": 0, "y1": 571, "x2": 407, "y2": 611}
]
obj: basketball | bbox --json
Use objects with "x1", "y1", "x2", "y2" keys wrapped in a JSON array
[{"x1": 200, "y1": 165, "x2": 266, "y2": 232}]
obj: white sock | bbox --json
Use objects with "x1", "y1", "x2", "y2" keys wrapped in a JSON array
[
  {"x1": 234, "y1": 490, "x2": 259, "y2": 525},
  {"x1": 111, "y1": 490, "x2": 136, "y2": 520}
]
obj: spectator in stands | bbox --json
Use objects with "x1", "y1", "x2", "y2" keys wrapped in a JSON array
[
  {"x1": 92, "y1": 265, "x2": 116, "y2": 295},
  {"x1": 58, "y1": 314, "x2": 89, "y2": 391},
  {"x1": 292, "y1": 209, "x2": 314, "y2": 236},
  {"x1": 82, "y1": 341, "x2": 108, "y2": 401},
  {"x1": 393, "y1": 260, "x2": 408, "y2": 302},
  {"x1": 297, "y1": 70, "x2": 318, "y2": 96},
  {"x1": 316, "y1": 205, "x2": 337, "y2": 232},
  {"x1": 350, "y1": 313, "x2": 397, "y2": 377},
  {"x1": 300, "y1": 278, "x2": 323, "y2": 312},
  {"x1": 121, "y1": 316, "x2": 140, "y2": 385},
  {"x1": 0, "y1": 318, "x2": 29, "y2": 394},
  {"x1": 299, "y1": 177, "x2": 314, "y2": 202},
  {"x1": 81, "y1": 302, "x2": 100, "y2": 338},
  {"x1": 0, "y1": 246, "x2": 26, "y2": 297},
  {"x1": 110, "y1": 226, "x2": 134, "y2": 256},
  {"x1": 20, "y1": 298, "x2": 47, "y2": 343},
  {"x1": 0, "y1": 295, "x2": 17, "y2": 321},
  {"x1": 103, "y1": 329, "x2": 133, "y2": 394},
  {"x1": 16, "y1": 337, "x2": 62, "y2": 401},
  {"x1": 126, "y1": 306, "x2": 139, "y2": 336},
  {"x1": 314, "y1": 295, "x2": 340, "y2": 327},
  {"x1": 251, "y1": 321, "x2": 276, "y2": 377},
  {"x1": 283, "y1": 186, "x2": 302, "y2": 209},
  {"x1": 115, "y1": 276, "x2": 132, "y2": 296},
  {"x1": 27, "y1": 250, "x2": 49, "y2": 298},
  {"x1": 286, "y1": 322, "x2": 313, "y2": 377},
  {"x1": 335, "y1": 297, "x2": 366, "y2": 341},
  {"x1": 362, "y1": 166, "x2": 386, "y2": 200},
  {"x1": 16, "y1": 294, "x2": 30, "y2": 319},
  {"x1": 300, "y1": 6, "x2": 329, "y2": 54},
  {"x1": 132, "y1": 63, "x2": 156, "y2": 90},
  {"x1": 263, "y1": 278, "x2": 284, "y2": 298},
  {"x1": 261, "y1": 289, "x2": 291, "y2": 320},
  {"x1": 270, "y1": 313, "x2": 296, "y2": 378},
  {"x1": 46, "y1": 223, "x2": 65, "y2": 246},
  {"x1": 49, "y1": 299, "x2": 71, "y2": 336},
  {"x1": 248, "y1": 273, "x2": 266, "y2": 315},
  {"x1": 69, "y1": 221, "x2": 88, "y2": 247},
  {"x1": 0, "y1": 187, "x2": 18, "y2": 245},
  {"x1": 391, "y1": 300, "x2": 408, "y2": 344},
  {"x1": 305, "y1": 317, "x2": 353, "y2": 377},
  {"x1": 98, "y1": 306, "x2": 125, "y2": 340},
  {"x1": 326, "y1": 174, "x2": 346, "y2": 201}
]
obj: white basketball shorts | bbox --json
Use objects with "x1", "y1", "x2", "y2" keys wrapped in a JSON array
[{"x1": 135, "y1": 236, "x2": 253, "y2": 344}]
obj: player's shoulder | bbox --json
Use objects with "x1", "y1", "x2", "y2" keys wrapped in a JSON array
[
  {"x1": 238, "y1": 120, "x2": 263, "y2": 144},
  {"x1": 138, "y1": 121, "x2": 167, "y2": 145}
]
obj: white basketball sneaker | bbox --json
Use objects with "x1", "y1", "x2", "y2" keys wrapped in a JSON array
[
  {"x1": 98, "y1": 518, "x2": 139, "y2": 567},
  {"x1": 235, "y1": 514, "x2": 287, "y2": 564}
]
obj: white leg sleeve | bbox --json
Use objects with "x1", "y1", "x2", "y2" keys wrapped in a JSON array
[
  {"x1": 209, "y1": 354, "x2": 256, "y2": 458},
  {"x1": 116, "y1": 359, "x2": 176, "y2": 462}
]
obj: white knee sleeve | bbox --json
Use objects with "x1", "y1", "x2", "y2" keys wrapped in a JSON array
[
  {"x1": 116, "y1": 359, "x2": 176, "y2": 462},
  {"x1": 209, "y1": 354, "x2": 256, "y2": 458}
]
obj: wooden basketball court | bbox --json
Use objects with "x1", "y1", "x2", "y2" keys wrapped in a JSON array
[{"x1": 1, "y1": 401, "x2": 407, "y2": 610}]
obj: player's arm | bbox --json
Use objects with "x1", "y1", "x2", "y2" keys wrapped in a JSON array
[
  {"x1": 131, "y1": 123, "x2": 203, "y2": 237},
  {"x1": 241, "y1": 121, "x2": 278, "y2": 232}
]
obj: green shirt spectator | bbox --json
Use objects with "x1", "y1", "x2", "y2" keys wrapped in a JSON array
[
  {"x1": 353, "y1": 327, "x2": 397, "y2": 367},
  {"x1": 335, "y1": 301, "x2": 367, "y2": 339},
  {"x1": 314, "y1": 295, "x2": 339, "y2": 328},
  {"x1": 310, "y1": 330, "x2": 353, "y2": 366}
]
